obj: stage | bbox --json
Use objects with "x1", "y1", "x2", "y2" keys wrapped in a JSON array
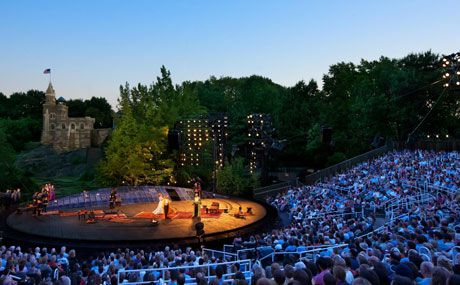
[{"x1": 6, "y1": 188, "x2": 267, "y2": 245}]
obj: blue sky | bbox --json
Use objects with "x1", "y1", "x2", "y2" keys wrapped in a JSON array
[{"x1": 1, "y1": 0, "x2": 459, "y2": 107}]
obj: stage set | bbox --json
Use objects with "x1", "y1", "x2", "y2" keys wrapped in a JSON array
[{"x1": 7, "y1": 186, "x2": 267, "y2": 245}]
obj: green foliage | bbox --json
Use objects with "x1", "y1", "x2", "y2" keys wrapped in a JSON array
[
  {"x1": 0, "y1": 90, "x2": 45, "y2": 120},
  {"x1": 216, "y1": 158, "x2": 259, "y2": 197},
  {"x1": 184, "y1": 75, "x2": 286, "y2": 157},
  {"x1": 32, "y1": 176, "x2": 99, "y2": 198},
  {"x1": 0, "y1": 128, "x2": 38, "y2": 193},
  {"x1": 66, "y1": 97, "x2": 113, "y2": 128},
  {"x1": 3, "y1": 51, "x2": 459, "y2": 192},
  {"x1": 0, "y1": 117, "x2": 42, "y2": 152},
  {"x1": 175, "y1": 143, "x2": 214, "y2": 186},
  {"x1": 98, "y1": 66, "x2": 203, "y2": 186},
  {"x1": 70, "y1": 155, "x2": 86, "y2": 165}
]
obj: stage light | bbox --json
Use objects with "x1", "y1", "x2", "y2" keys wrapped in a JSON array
[
  {"x1": 436, "y1": 134, "x2": 439, "y2": 138},
  {"x1": 427, "y1": 135, "x2": 430, "y2": 138},
  {"x1": 446, "y1": 134, "x2": 449, "y2": 138}
]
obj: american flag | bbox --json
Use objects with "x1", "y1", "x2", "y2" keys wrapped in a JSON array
[{"x1": 43, "y1": 68, "x2": 51, "y2": 74}]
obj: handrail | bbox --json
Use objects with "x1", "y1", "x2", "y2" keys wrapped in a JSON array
[
  {"x1": 223, "y1": 244, "x2": 235, "y2": 255},
  {"x1": 253, "y1": 179, "x2": 299, "y2": 197},
  {"x1": 302, "y1": 145, "x2": 390, "y2": 184},
  {"x1": 255, "y1": 212, "x2": 409, "y2": 264},
  {"x1": 258, "y1": 243, "x2": 349, "y2": 264},
  {"x1": 117, "y1": 259, "x2": 252, "y2": 285},
  {"x1": 426, "y1": 184, "x2": 459, "y2": 196},
  {"x1": 203, "y1": 248, "x2": 237, "y2": 259}
]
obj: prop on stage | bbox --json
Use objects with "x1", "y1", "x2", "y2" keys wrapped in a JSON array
[{"x1": 193, "y1": 194, "x2": 201, "y2": 218}]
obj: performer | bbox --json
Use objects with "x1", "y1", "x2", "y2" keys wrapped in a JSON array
[
  {"x1": 193, "y1": 193, "x2": 201, "y2": 218},
  {"x1": 194, "y1": 180, "x2": 202, "y2": 199},
  {"x1": 164, "y1": 196, "x2": 170, "y2": 219},
  {"x1": 152, "y1": 193, "x2": 164, "y2": 215},
  {"x1": 32, "y1": 191, "x2": 39, "y2": 215},
  {"x1": 109, "y1": 188, "x2": 118, "y2": 209},
  {"x1": 41, "y1": 188, "x2": 49, "y2": 213},
  {"x1": 48, "y1": 184, "x2": 55, "y2": 201}
]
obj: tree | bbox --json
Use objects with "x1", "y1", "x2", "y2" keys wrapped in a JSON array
[
  {"x1": 97, "y1": 66, "x2": 204, "y2": 186},
  {"x1": 97, "y1": 97, "x2": 174, "y2": 186},
  {"x1": 67, "y1": 97, "x2": 113, "y2": 128},
  {"x1": 0, "y1": 118, "x2": 42, "y2": 151},
  {"x1": 5, "y1": 90, "x2": 45, "y2": 120},
  {"x1": 0, "y1": 128, "x2": 37, "y2": 193},
  {"x1": 216, "y1": 158, "x2": 259, "y2": 197}
]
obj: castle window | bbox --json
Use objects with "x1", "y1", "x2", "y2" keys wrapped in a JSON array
[
  {"x1": 80, "y1": 123, "x2": 85, "y2": 129},
  {"x1": 50, "y1": 113, "x2": 55, "y2": 119},
  {"x1": 50, "y1": 124, "x2": 55, "y2": 130},
  {"x1": 71, "y1": 123, "x2": 76, "y2": 130},
  {"x1": 61, "y1": 123, "x2": 66, "y2": 129}
]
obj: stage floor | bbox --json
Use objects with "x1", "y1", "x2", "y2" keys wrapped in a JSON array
[{"x1": 7, "y1": 198, "x2": 266, "y2": 242}]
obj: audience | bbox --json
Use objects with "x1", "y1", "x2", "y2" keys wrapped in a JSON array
[{"x1": 0, "y1": 150, "x2": 458, "y2": 285}]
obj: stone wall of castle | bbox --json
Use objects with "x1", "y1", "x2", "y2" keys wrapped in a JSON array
[{"x1": 41, "y1": 83, "x2": 110, "y2": 152}]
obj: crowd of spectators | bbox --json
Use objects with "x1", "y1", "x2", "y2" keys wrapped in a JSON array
[
  {"x1": 0, "y1": 189, "x2": 21, "y2": 209},
  {"x1": 262, "y1": 150, "x2": 459, "y2": 252},
  {"x1": 0, "y1": 150, "x2": 459, "y2": 285}
]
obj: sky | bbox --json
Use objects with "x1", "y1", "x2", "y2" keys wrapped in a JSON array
[{"x1": 1, "y1": 0, "x2": 459, "y2": 108}]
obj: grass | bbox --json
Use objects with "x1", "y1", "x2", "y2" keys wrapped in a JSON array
[{"x1": 32, "y1": 176, "x2": 102, "y2": 198}]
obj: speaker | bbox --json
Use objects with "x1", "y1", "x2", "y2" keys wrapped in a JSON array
[
  {"x1": 321, "y1": 127, "x2": 333, "y2": 144},
  {"x1": 168, "y1": 129, "x2": 180, "y2": 150},
  {"x1": 195, "y1": 222, "x2": 205, "y2": 237}
]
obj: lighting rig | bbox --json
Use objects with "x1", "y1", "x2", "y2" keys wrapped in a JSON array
[
  {"x1": 247, "y1": 113, "x2": 273, "y2": 176},
  {"x1": 406, "y1": 52, "x2": 459, "y2": 143},
  {"x1": 209, "y1": 114, "x2": 228, "y2": 169},
  {"x1": 441, "y1": 52, "x2": 460, "y2": 88},
  {"x1": 176, "y1": 118, "x2": 209, "y2": 167},
  {"x1": 176, "y1": 115, "x2": 228, "y2": 169}
]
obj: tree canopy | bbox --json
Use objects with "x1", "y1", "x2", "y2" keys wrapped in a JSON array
[
  {"x1": 2, "y1": 51, "x2": 458, "y2": 194},
  {"x1": 97, "y1": 66, "x2": 206, "y2": 186}
]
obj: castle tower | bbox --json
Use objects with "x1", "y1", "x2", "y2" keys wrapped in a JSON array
[
  {"x1": 41, "y1": 83, "x2": 57, "y2": 145},
  {"x1": 40, "y1": 82, "x2": 101, "y2": 152},
  {"x1": 45, "y1": 82, "x2": 56, "y2": 104}
]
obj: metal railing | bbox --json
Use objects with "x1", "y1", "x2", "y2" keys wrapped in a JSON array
[
  {"x1": 253, "y1": 179, "x2": 299, "y2": 198},
  {"x1": 425, "y1": 184, "x2": 459, "y2": 197},
  {"x1": 303, "y1": 145, "x2": 390, "y2": 185},
  {"x1": 202, "y1": 248, "x2": 237, "y2": 260},
  {"x1": 258, "y1": 243, "x2": 349, "y2": 264},
  {"x1": 117, "y1": 259, "x2": 252, "y2": 285},
  {"x1": 254, "y1": 145, "x2": 390, "y2": 199},
  {"x1": 393, "y1": 140, "x2": 460, "y2": 151}
]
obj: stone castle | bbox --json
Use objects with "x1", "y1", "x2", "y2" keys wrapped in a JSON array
[{"x1": 41, "y1": 83, "x2": 110, "y2": 152}]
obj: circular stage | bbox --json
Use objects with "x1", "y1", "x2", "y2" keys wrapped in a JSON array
[{"x1": 6, "y1": 186, "x2": 267, "y2": 246}]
